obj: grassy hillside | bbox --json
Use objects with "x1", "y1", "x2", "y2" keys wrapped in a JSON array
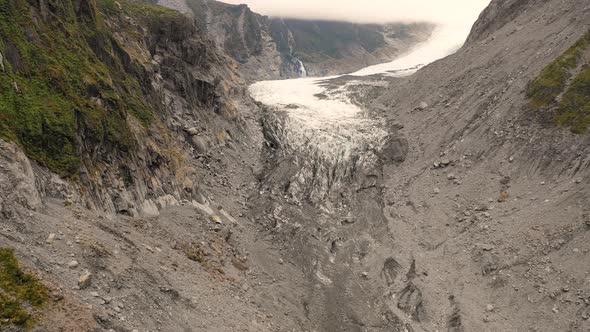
[
  {"x1": 0, "y1": 0, "x2": 182, "y2": 176},
  {"x1": 0, "y1": 248, "x2": 49, "y2": 328},
  {"x1": 528, "y1": 30, "x2": 590, "y2": 133}
]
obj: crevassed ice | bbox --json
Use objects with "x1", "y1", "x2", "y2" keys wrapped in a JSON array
[
  {"x1": 249, "y1": 76, "x2": 388, "y2": 163},
  {"x1": 249, "y1": 24, "x2": 474, "y2": 164}
]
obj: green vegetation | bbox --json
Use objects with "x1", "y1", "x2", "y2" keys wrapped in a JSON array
[
  {"x1": 0, "y1": 0, "x2": 160, "y2": 176},
  {"x1": 285, "y1": 19, "x2": 386, "y2": 61},
  {"x1": 99, "y1": 0, "x2": 117, "y2": 12},
  {"x1": 0, "y1": 248, "x2": 49, "y2": 328},
  {"x1": 528, "y1": 31, "x2": 590, "y2": 133},
  {"x1": 122, "y1": 1, "x2": 183, "y2": 25},
  {"x1": 181, "y1": 242, "x2": 206, "y2": 263},
  {"x1": 554, "y1": 65, "x2": 590, "y2": 133}
]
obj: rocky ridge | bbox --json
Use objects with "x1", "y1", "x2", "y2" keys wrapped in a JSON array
[{"x1": 182, "y1": 0, "x2": 434, "y2": 79}]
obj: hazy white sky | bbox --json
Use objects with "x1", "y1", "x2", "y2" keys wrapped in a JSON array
[{"x1": 220, "y1": 0, "x2": 491, "y2": 26}]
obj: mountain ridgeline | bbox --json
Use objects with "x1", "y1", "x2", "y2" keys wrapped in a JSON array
[{"x1": 185, "y1": 0, "x2": 434, "y2": 79}]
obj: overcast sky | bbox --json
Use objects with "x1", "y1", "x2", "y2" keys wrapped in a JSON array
[{"x1": 219, "y1": 0, "x2": 491, "y2": 27}]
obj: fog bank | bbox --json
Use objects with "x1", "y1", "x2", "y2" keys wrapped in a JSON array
[{"x1": 219, "y1": 0, "x2": 490, "y2": 27}]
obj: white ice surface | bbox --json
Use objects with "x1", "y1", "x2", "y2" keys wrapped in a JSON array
[{"x1": 248, "y1": 24, "x2": 474, "y2": 161}]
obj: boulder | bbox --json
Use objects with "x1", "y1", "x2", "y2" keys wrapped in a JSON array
[
  {"x1": 497, "y1": 191, "x2": 509, "y2": 202},
  {"x1": 139, "y1": 199, "x2": 159, "y2": 217},
  {"x1": 46, "y1": 233, "x2": 56, "y2": 244},
  {"x1": 191, "y1": 136, "x2": 208, "y2": 154},
  {"x1": 0, "y1": 140, "x2": 43, "y2": 211},
  {"x1": 156, "y1": 195, "x2": 179, "y2": 209},
  {"x1": 397, "y1": 283, "x2": 425, "y2": 321},
  {"x1": 184, "y1": 127, "x2": 199, "y2": 136},
  {"x1": 210, "y1": 214, "x2": 222, "y2": 224},
  {"x1": 415, "y1": 101, "x2": 429, "y2": 110},
  {"x1": 78, "y1": 271, "x2": 92, "y2": 289},
  {"x1": 112, "y1": 192, "x2": 136, "y2": 216},
  {"x1": 380, "y1": 136, "x2": 409, "y2": 163}
]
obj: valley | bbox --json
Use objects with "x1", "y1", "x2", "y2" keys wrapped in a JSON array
[{"x1": 0, "y1": 0, "x2": 589, "y2": 331}]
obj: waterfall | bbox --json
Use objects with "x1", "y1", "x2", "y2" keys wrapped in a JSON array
[{"x1": 294, "y1": 58, "x2": 307, "y2": 77}]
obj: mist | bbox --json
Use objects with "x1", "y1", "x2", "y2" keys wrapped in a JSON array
[{"x1": 219, "y1": 0, "x2": 491, "y2": 27}]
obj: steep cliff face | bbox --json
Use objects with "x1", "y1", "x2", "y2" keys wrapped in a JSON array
[
  {"x1": 0, "y1": 1, "x2": 271, "y2": 330},
  {"x1": 184, "y1": 0, "x2": 434, "y2": 79},
  {"x1": 0, "y1": 0, "x2": 257, "y2": 216}
]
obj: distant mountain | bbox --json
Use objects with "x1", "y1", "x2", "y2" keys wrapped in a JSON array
[{"x1": 185, "y1": 0, "x2": 434, "y2": 79}]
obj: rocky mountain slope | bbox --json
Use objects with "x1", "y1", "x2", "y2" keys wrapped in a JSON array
[
  {"x1": 183, "y1": 0, "x2": 434, "y2": 79},
  {"x1": 352, "y1": 0, "x2": 590, "y2": 330},
  {"x1": 0, "y1": 0, "x2": 257, "y2": 217},
  {"x1": 0, "y1": 0, "x2": 589, "y2": 331},
  {"x1": 0, "y1": 0, "x2": 273, "y2": 330}
]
